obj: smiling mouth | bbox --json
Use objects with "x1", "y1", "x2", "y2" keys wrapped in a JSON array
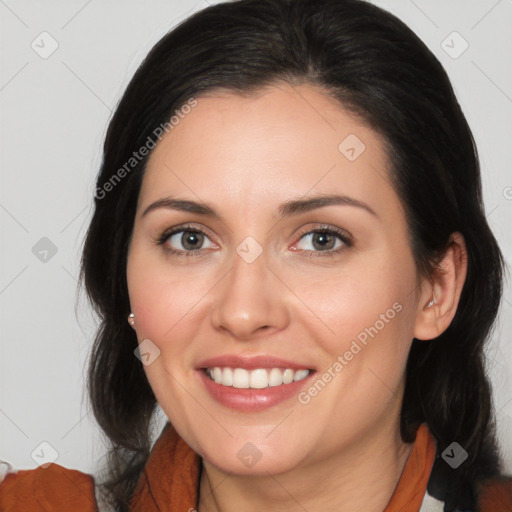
[{"x1": 203, "y1": 367, "x2": 313, "y2": 389}]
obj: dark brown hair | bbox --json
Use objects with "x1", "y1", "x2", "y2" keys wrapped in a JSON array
[{"x1": 80, "y1": 0, "x2": 506, "y2": 509}]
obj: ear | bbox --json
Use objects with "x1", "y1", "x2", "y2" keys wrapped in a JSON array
[{"x1": 414, "y1": 232, "x2": 468, "y2": 341}]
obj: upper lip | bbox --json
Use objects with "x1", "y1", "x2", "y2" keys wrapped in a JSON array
[{"x1": 197, "y1": 354, "x2": 315, "y2": 371}]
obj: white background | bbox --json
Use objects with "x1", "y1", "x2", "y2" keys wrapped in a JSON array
[{"x1": 1, "y1": 0, "x2": 511, "y2": 477}]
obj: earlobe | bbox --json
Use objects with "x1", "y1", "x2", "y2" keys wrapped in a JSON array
[{"x1": 413, "y1": 232, "x2": 468, "y2": 341}]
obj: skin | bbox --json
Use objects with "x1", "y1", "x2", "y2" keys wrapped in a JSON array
[{"x1": 126, "y1": 82, "x2": 468, "y2": 512}]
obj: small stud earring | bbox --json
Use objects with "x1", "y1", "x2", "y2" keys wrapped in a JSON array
[
  {"x1": 128, "y1": 313, "x2": 135, "y2": 326},
  {"x1": 427, "y1": 295, "x2": 437, "y2": 308}
]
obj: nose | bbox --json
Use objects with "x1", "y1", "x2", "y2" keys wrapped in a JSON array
[{"x1": 210, "y1": 246, "x2": 290, "y2": 341}]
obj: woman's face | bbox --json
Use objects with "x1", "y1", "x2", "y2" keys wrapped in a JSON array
[{"x1": 126, "y1": 82, "x2": 427, "y2": 475}]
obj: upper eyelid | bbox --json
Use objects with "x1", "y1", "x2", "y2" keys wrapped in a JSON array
[
  {"x1": 296, "y1": 224, "x2": 351, "y2": 238},
  {"x1": 161, "y1": 223, "x2": 215, "y2": 239}
]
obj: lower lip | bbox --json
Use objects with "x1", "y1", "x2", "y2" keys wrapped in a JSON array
[{"x1": 197, "y1": 370, "x2": 315, "y2": 412}]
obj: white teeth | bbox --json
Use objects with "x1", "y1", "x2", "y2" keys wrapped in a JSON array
[
  {"x1": 294, "y1": 369, "x2": 310, "y2": 381},
  {"x1": 249, "y1": 369, "x2": 269, "y2": 389},
  {"x1": 213, "y1": 367, "x2": 223, "y2": 384},
  {"x1": 282, "y1": 369, "x2": 294, "y2": 384},
  {"x1": 233, "y1": 368, "x2": 250, "y2": 388},
  {"x1": 206, "y1": 367, "x2": 311, "y2": 388},
  {"x1": 268, "y1": 368, "x2": 283, "y2": 387},
  {"x1": 221, "y1": 367, "x2": 233, "y2": 386}
]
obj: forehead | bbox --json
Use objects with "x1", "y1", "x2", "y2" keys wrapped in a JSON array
[{"x1": 139, "y1": 83, "x2": 400, "y2": 223}]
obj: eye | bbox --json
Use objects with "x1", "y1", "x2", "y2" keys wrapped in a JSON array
[
  {"x1": 157, "y1": 225, "x2": 216, "y2": 256},
  {"x1": 293, "y1": 226, "x2": 352, "y2": 257},
  {"x1": 155, "y1": 224, "x2": 352, "y2": 259}
]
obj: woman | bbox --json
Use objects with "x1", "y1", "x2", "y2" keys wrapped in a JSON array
[{"x1": 1, "y1": 0, "x2": 511, "y2": 510}]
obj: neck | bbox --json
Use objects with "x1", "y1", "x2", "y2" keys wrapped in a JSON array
[{"x1": 197, "y1": 416, "x2": 413, "y2": 512}]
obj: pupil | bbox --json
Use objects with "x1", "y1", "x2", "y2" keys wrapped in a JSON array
[
  {"x1": 183, "y1": 231, "x2": 202, "y2": 250},
  {"x1": 314, "y1": 232, "x2": 334, "y2": 250}
]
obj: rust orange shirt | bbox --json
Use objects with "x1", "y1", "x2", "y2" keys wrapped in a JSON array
[{"x1": 0, "y1": 423, "x2": 439, "y2": 511}]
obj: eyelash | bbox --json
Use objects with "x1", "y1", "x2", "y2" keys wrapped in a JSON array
[{"x1": 155, "y1": 224, "x2": 353, "y2": 259}]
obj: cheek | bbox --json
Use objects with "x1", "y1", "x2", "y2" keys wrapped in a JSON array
[
  {"x1": 298, "y1": 258, "x2": 407, "y2": 334},
  {"x1": 302, "y1": 251, "x2": 415, "y2": 373},
  {"x1": 126, "y1": 246, "x2": 193, "y2": 346}
]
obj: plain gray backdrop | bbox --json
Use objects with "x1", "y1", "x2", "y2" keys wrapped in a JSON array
[{"x1": 1, "y1": 0, "x2": 511, "y2": 476}]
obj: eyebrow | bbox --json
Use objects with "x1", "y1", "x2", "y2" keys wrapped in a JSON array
[{"x1": 140, "y1": 194, "x2": 379, "y2": 220}]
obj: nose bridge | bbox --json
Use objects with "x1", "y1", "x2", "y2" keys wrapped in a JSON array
[{"x1": 210, "y1": 238, "x2": 288, "y2": 339}]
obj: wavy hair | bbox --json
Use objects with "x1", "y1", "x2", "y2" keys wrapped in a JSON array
[{"x1": 80, "y1": 0, "x2": 506, "y2": 509}]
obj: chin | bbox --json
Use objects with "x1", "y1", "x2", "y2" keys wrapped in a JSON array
[
  {"x1": 203, "y1": 449, "x2": 301, "y2": 476},
  {"x1": 196, "y1": 433, "x2": 309, "y2": 476}
]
